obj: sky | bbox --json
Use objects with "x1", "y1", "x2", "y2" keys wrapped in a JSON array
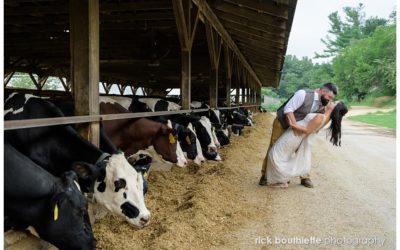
[{"x1": 286, "y1": 0, "x2": 396, "y2": 63}]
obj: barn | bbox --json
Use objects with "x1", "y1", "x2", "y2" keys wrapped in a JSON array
[{"x1": 4, "y1": 0, "x2": 297, "y2": 248}]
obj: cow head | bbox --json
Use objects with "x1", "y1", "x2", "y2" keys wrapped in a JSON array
[
  {"x1": 232, "y1": 111, "x2": 253, "y2": 126},
  {"x1": 175, "y1": 141, "x2": 188, "y2": 167},
  {"x1": 175, "y1": 123, "x2": 197, "y2": 161},
  {"x1": 216, "y1": 129, "x2": 230, "y2": 146},
  {"x1": 152, "y1": 120, "x2": 178, "y2": 163},
  {"x1": 208, "y1": 109, "x2": 221, "y2": 125},
  {"x1": 194, "y1": 117, "x2": 222, "y2": 161},
  {"x1": 39, "y1": 171, "x2": 96, "y2": 250},
  {"x1": 73, "y1": 153, "x2": 151, "y2": 228},
  {"x1": 187, "y1": 123, "x2": 205, "y2": 165},
  {"x1": 127, "y1": 153, "x2": 152, "y2": 195}
]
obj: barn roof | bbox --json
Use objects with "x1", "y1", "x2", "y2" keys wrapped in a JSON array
[{"x1": 4, "y1": 0, "x2": 297, "y2": 89}]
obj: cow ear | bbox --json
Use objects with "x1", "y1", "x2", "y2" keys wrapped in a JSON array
[
  {"x1": 71, "y1": 162, "x2": 98, "y2": 180},
  {"x1": 160, "y1": 124, "x2": 169, "y2": 135}
]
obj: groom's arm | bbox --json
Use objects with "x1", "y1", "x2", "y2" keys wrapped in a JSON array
[
  {"x1": 286, "y1": 113, "x2": 307, "y2": 135},
  {"x1": 283, "y1": 90, "x2": 307, "y2": 135}
]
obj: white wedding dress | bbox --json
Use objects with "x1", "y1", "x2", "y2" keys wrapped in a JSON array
[{"x1": 266, "y1": 113, "x2": 326, "y2": 184}]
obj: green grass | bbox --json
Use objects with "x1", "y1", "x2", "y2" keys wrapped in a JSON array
[
  {"x1": 348, "y1": 95, "x2": 396, "y2": 108},
  {"x1": 350, "y1": 110, "x2": 396, "y2": 129}
]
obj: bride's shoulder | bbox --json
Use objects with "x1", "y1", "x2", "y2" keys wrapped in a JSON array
[
  {"x1": 307, "y1": 113, "x2": 324, "y2": 118},
  {"x1": 307, "y1": 113, "x2": 325, "y2": 122}
]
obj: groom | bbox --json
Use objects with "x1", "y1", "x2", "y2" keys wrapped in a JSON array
[{"x1": 259, "y1": 83, "x2": 337, "y2": 188}]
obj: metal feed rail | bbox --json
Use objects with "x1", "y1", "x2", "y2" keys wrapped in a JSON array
[{"x1": 4, "y1": 105, "x2": 260, "y2": 130}]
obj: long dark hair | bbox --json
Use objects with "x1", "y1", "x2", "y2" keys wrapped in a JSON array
[{"x1": 328, "y1": 102, "x2": 348, "y2": 146}]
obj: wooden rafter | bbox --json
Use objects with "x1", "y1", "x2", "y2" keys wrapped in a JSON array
[
  {"x1": 4, "y1": 71, "x2": 15, "y2": 87},
  {"x1": 59, "y1": 77, "x2": 71, "y2": 92},
  {"x1": 117, "y1": 84, "x2": 127, "y2": 95},
  {"x1": 192, "y1": 0, "x2": 262, "y2": 87}
]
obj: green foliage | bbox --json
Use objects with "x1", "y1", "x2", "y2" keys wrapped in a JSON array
[
  {"x1": 8, "y1": 73, "x2": 37, "y2": 89},
  {"x1": 271, "y1": 4, "x2": 396, "y2": 106},
  {"x1": 261, "y1": 87, "x2": 279, "y2": 98},
  {"x1": 350, "y1": 109, "x2": 396, "y2": 129},
  {"x1": 277, "y1": 55, "x2": 334, "y2": 99},
  {"x1": 332, "y1": 25, "x2": 396, "y2": 100},
  {"x1": 316, "y1": 3, "x2": 390, "y2": 58},
  {"x1": 8, "y1": 73, "x2": 63, "y2": 90},
  {"x1": 261, "y1": 101, "x2": 283, "y2": 112},
  {"x1": 44, "y1": 77, "x2": 64, "y2": 91}
]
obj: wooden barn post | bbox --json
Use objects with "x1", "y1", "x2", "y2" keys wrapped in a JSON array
[
  {"x1": 235, "y1": 61, "x2": 240, "y2": 105},
  {"x1": 70, "y1": 0, "x2": 100, "y2": 146},
  {"x1": 241, "y1": 70, "x2": 246, "y2": 104},
  {"x1": 172, "y1": 0, "x2": 199, "y2": 110},
  {"x1": 224, "y1": 44, "x2": 233, "y2": 107},
  {"x1": 205, "y1": 22, "x2": 222, "y2": 109}
]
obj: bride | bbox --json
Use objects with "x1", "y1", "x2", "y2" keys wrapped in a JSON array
[{"x1": 266, "y1": 101, "x2": 348, "y2": 188}]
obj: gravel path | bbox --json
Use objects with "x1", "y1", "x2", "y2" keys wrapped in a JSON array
[{"x1": 220, "y1": 107, "x2": 396, "y2": 250}]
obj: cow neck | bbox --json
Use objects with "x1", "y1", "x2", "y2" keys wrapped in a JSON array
[{"x1": 64, "y1": 126, "x2": 105, "y2": 163}]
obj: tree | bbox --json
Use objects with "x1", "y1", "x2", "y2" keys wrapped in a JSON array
[
  {"x1": 8, "y1": 73, "x2": 62, "y2": 90},
  {"x1": 276, "y1": 55, "x2": 334, "y2": 99},
  {"x1": 315, "y1": 3, "x2": 389, "y2": 58},
  {"x1": 8, "y1": 73, "x2": 37, "y2": 89},
  {"x1": 332, "y1": 25, "x2": 396, "y2": 100}
]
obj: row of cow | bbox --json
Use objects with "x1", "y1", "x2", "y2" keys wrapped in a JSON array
[{"x1": 4, "y1": 93, "x2": 255, "y2": 249}]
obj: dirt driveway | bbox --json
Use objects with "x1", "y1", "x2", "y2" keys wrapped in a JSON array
[{"x1": 221, "y1": 106, "x2": 396, "y2": 249}]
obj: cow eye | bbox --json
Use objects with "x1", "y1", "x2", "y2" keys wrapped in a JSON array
[{"x1": 114, "y1": 178, "x2": 126, "y2": 192}]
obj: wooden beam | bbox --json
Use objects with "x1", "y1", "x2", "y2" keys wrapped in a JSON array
[
  {"x1": 4, "y1": 71, "x2": 15, "y2": 87},
  {"x1": 192, "y1": 0, "x2": 262, "y2": 87},
  {"x1": 38, "y1": 75, "x2": 49, "y2": 90},
  {"x1": 101, "y1": 1, "x2": 172, "y2": 12},
  {"x1": 223, "y1": 0, "x2": 289, "y2": 19},
  {"x1": 222, "y1": 21, "x2": 286, "y2": 46},
  {"x1": 117, "y1": 84, "x2": 127, "y2": 95},
  {"x1": 237, "y1": 43, "x2": 282, "y2": 58},
  {"x1": 70, "y1": 0, "x2": 100, "y2": 146},
  {"x1": 172, "y1": 0, "x2": 199, "y2": 109},
  {"x1": 172, "y1": 0, "x2": 189, "y2": 50},
  {"x1": 6, "y1": 1, "x2": 172, "y2": 16},
  {"x1": 224, "y1": 44, "x2": 233, "y2": 107},
  {"x1": 214, "y1": 9, "x2": 286, "y2": 35},
  {"x1": 212, "y1": 1, "x2": 286, "y2": 29},
  {"x1": 219, "y1": 16, "x2": 285, "y2": 40},
  {"x1": 130, "y1": 86, "x2": 138, "y2": 95},
  {"x1": 59, "y1": 77, "x2": 71, "y2": 92},
  {"x1": 28, "y1": 73, "x2": 41, "y2": 90},
  {"x1": 205, "y1": 22, "x2": 221, "y2": 108}
]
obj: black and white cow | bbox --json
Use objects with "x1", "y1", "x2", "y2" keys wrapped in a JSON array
[
  {"x1": 190, "y1": 101, "x2": 230, "y2": 146},
  {"x1": 5, "y1": 143, "x2": 96, "y2": 250},
  {"x1": 51, "y1": 98, "x2": 153, "y2": 192},
  {"x1": 5, "y1": 93, "x2": 150, "y2": 228},
  {"x1": 110, "y1": 96, "x2": 181, "y2": 112},
  {"x1": 172, "y1": 121, "x2": 205, "y2": 165},
  {"x1": 168, "y1": 114, "x2": 206, "y2": 165}
]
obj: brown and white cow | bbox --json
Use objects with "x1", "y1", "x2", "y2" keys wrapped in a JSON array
[{"x1": 99, "y1": 98, "x2": 178, "y2": 165}]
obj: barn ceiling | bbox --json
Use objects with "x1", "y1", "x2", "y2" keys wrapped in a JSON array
[{"x1": 4, "y1": 0, "x2": 297, "y2": 88}]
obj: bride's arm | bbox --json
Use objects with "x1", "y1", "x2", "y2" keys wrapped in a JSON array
[{"x1": 288, "y1": 114, "x2": 324, "y2": 135}]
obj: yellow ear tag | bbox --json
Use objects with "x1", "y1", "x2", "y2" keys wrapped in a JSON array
[
  {"x1": 54, "y1": 203, "x2": 59, "y2": 221},
  {"x1": 185, "y1": 135, "x2": 191, "y2": 145},
  {"x1": 169, "y1": 133, "x2": 176, "y2": 144},
  {"x1": 143, "y1": 172, "x2": 148, "y2": 178}
]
